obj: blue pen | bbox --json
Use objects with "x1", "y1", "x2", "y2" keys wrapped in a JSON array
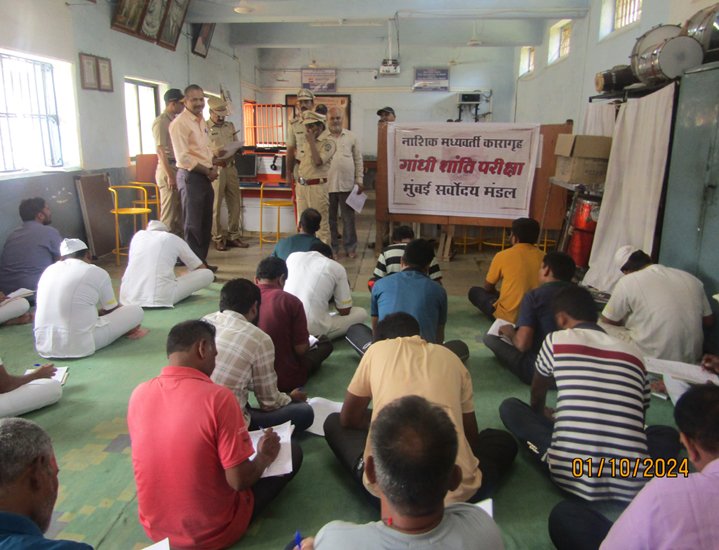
[
  {"x1": 295, "y1": 530, "x2": 302, "y2": 549},
  {"x1": 34, "y1": 364, "x2": 41, "y2": 366}
]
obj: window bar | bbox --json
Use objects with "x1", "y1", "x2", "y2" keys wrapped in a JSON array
[
  {"x1": 4, "y1": 56, "x2": 17, "y2": 171},
  {"x1": 135, "y1": 84, "x2": 143, "y2": 154},
  {"x1": 29, "y1": 59, "x2": 49, "y2": 168},
  {"x1": 46, "y1": 63, "x2": 62, "y2": 166},
  {"x1": 0, "y1": 55, "x2": 9, "y2": 171}
]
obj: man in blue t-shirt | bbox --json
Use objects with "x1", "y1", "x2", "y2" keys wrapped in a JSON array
[
  {"x1": 483, "y1": 252, "x2": 575, "y2": 384},
  {"x1": 271, "y1": 208, "x2": 323, "y2": 261}
]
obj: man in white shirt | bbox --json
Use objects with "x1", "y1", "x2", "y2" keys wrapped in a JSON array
[
  {"x1": 600, "y1": 246, "x2": 714, "y2": 402},
  {"x1": 34, "y1": 239, "x2": 145, "y2": 358},
  {"x1": 284, "y1": 243, "x2": 367, "y2": 340},
  {"x1": 326, "y1": 108, "x2": 363, "y2": 259},
  {"x1": 120, "y1": 221, "x2": 214, "y2": 308}
]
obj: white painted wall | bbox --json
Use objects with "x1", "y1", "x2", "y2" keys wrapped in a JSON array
[
  {"x1": 0, "y1": 0, "x2": 246, "y2": 171},
  {"x1": 251, "y1": 45, "x2": 517, "y2": 156},
  {"x1": 514, "y1": 0, "x2": 686, "y2": 126}
]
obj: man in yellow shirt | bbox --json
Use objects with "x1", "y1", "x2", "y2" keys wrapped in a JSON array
[
  {"x1": 468, "y1": 218, "x2": 545, "y2": 323},
  {"x1": 297, "y1": 111, "x2": 336, "y2": 245}
]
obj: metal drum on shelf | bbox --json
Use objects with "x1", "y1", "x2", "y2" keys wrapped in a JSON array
[
  {"x1": 686, "y1": 3, "x2": 719, "y2": 57},
  {"x1": 630, "y1": 24, "x2": 682, "y2": 77},
  {"x1": 595, "y1": 65, "x2": 639, "y2": 93},
  {"x1": 635, "y1": 36, "x2": 704, "y2": 85},
  {"x1": 568, "y1": 199, "x2": 600, "y2": 268}
]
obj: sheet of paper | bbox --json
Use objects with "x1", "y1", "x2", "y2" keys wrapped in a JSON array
[
  {"x1": 248, "y1": 420, "x2": 293, "y2": 477},
  {"x1": 306, "y1": 397, "x2": 343, "y2": 436},
  {"x1": 308, "y1": 335, "x2": 319, "y2": 349},
  {"x1": 143, "y1": 539, "x2": 170, "y2": 550},
  {"x1": 476, "y1": 498, "x2": 493, "y2": 518},
  {"x1": 487, "y1": 318, "x2": 514, "y2": 345},
  {"x1": 644, "y1": 357, "x2": 719, "y2": 385},
  {"x1": 6, "y1": 288, "x2": 33, "y2": 299},
  {"x1": 345, "y1": 185, "x2": 367, "y2": 214},
  {"x1": 25, "y1": 366, "x2": 68, "y2": 385},
  {"x1": 217, "y1": 141, "x2": 244, "y2": 160}
]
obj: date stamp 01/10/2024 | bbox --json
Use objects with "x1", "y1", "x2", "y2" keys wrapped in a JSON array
[{"x1": 571, "y1": 457, "x2": 689, "y2": 478}]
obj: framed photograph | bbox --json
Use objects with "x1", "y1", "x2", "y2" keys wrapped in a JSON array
[
  {"x1": 191, "y1": 23, "x2": 216, "y2": 58},
  {"x1": 137, "y1": 0, "x2": 169, "y2": 42},
  {"x1": 79, "y1": 53, "x2": 98, "y2": 90},
  {"x1": 96, "y1": 57, "x2": 114, "y2": 92},
  {"x1": 111, "y1": 0, "x2": 149, "y2": 36},
  {"x1": 157, "y1": 0, "x2": 190, "y2": 51}
]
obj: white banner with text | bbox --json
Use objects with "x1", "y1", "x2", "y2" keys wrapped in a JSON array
[{"x1": 387, "y1": 123, "x2": 541, "y2": 218}]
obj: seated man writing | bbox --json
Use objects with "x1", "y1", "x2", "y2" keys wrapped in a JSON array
[
  {"x1": 255, "y1": 257, "x2": 333, "y2": 393},
  {"x1": 120, "y1": 220, "x2": 214, "y2": 308},
  {"x1": 0, "y1": 418, "x2": 94, "y2": 549},
  {"x1": 0, "y1": 197, "x2": 62, "y2": 296},
  {"x1": 468, "y1": 218, "x2": 545, "y2": 323},
  {"x1": 499, "y1": 285, "x2": 681, "y2": 502},
  {"x1": 272, "y1": 208, "x2": 323, "y2": 261},
  {"x1": 353, "y1": 238, "x2": 467, "y2": 361},
  {"x1": 484, "y1": 252, "x2": 575, "y2": 385},
  {"x1": 203, "y1": 279, "x2": 314, "y2": 433},
  {"x1": 548, "y1": 385, "x2": 719, "y2": 550},
  {"x1": 600, "y1": 246, "x2": 714, "y2": 403},
  {"x1": 291, "y1": 396, "x2": 504, "y2": 550},
  {"x1": 0, "y1": 360, "x2": 61, "y2": 418},
  {"x1": 128, "y1": 320, "x2": 302, "y2": 550},
  {"x1": 285, "y1": 243, "x2": 367, "y2": 340},
  {"x1": 367, "y1": 225, "x2": 442, "y2": 291},
  {"x1": 34, "y1": 239, "x2": 144, "y2": 358},
  {"x1": 325, "y1": 312, "x2": 517, "y2": 507}
]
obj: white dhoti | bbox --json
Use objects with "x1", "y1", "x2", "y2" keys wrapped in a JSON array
[
  {"x1": 0, "y1": 298, "x2": 30, "y2": 325},
  {"x1": 0, "y1": 379, "x2": 62, "y2": 417},
  {"x1": 326, "y1": 307, "x2": 368, "y2": 340},
  {"x1": 93, "y1": 305, "x2": 145, "y2": 352},
  {"x1": 172, "y1": 269, "x2": 215, "y2": 305}
]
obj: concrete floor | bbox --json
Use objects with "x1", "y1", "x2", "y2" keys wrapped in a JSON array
[{"x1": 98, "y1": 190, "x2": 500, "y2": 297}]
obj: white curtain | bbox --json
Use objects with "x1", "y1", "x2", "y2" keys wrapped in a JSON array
[
  {"x1": 583, "y1": 84, "x2": 676, "y2": 293},
  {"x1": 581, "y1": 103, "x2": 616, "y2": 137}
]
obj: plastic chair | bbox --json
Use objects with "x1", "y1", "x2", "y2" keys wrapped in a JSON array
[
  {"x1": 478, "y1": 227, "x2": 510, "y2": 252},
  {"x1": 454, "y1": 226, "x2": 481, "y2": 254},
  {"x1": 259, "y1": 182, "x2": 296, "y2": 248},
  {"x1": 109, "y1": 185, "x2": 152, "y2": 265},
  {"x1": 129, "y1": 181, "x2": 160, "y2": 219}
]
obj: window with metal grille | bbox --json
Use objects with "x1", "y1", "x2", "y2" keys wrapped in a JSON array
[
  {"x1": 0, "y1": 54, "x2": 62, "y2": 172},
  {"x1": 124, "y1": 79, "x2": 159, "y2": 158},
  {"x1": 560, "y1": 23, "x2": 571, "y2": 57},
  {"x1": 243, "y1": 102, "x2": 286, "y2": 148},
  {"x1": 615, "y1": 0, "x2": 642, "y2": 30}
]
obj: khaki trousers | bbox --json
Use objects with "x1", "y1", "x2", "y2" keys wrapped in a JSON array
[
  {"x1": 156, "y1": 165, "x2": 183, "y2": 236},
  {"x1": 296, "y1": 182, "x2": 330, "y2": 245},
  {"x1": 212, "y1": 165, "x2": 241, "y2": 243}
]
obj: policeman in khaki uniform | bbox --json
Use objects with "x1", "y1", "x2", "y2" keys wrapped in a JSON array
[
  {"x1": 206, "y1": 96, "x2": 248, "y2": 251},
  {"x1": 152, "y1": 89, "x2": 185, "y2": 236},
  {"x1": 286, "y1": 88, "x2": 315, "y2": 211},
  {"x1": 297, "y1": 111, "x2": 336, "y2": 245}
]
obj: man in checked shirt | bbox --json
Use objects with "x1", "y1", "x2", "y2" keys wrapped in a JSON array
[{"x1": 203, "y1": 278, "x2": 314, "y2": 433}]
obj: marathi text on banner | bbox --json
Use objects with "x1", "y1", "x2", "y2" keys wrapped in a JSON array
[{"x1": 387, "y1": 123, "x2": 541, "y2": 219}]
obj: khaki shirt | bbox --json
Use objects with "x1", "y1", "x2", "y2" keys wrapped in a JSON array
[
  {"x1": 206, "y1": 118, "x2": 237, "y2": 150},
  {"x1": 152, "y1": 110, "x2": 175, "y2": 161},
  {"x1": 327, "y1": 129, "x2": 363, "y2": 193},
  {"x1": 286, "y1": 116, "x2": 307, "y2": 161},
  {"x1": 169, "y1": 108, "x2": 213, "y2": 172},
  {"x1": 298, "y1": 130, "x2": 336, "y2": 181}
]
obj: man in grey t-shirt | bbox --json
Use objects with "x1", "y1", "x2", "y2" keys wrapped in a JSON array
[{"x1": 288, "y1": 395, "x2": 504, "y2": 550}]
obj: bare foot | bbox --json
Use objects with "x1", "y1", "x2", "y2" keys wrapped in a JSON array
[
  {"x1": 348, "y1": 252, "x2": 358, "y2": 259},
  {"x1": 124, "y1": 324, "x2": 142, "y2": 337},
  {"x1": 1, "y1": 312, "x2": 33, "y2": 326}
]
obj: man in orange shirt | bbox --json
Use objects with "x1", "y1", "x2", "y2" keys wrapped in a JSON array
[
  {"x1": 468, "y1": 218, "x2": 545, "y2": 323},
  {"x1": 169, "y1": 84, "x2": 219, "y2": 271}
]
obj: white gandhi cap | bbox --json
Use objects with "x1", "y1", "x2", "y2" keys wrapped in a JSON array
[
  {"x1": 614, "y1": 245, "x2": 637, "y2": 271},
  {"x1": 60, "y1": 238, "x2": 88, "y2": 257}
]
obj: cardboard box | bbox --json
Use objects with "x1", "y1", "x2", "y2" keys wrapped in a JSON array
[{"x1": 554, "y1": 134, "x2": 612, "y2": 184}]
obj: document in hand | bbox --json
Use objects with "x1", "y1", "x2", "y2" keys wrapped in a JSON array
[
  {"x1": 644, "y1": 357, "x2": 719, "y2": 385},
  {"x1": 4, "y1": 288, "x2": 34, "y2": 301},
  {"x1": 487, "y1": 318, "x2": 514, "y2": 345},
  {"x1": 217, "y1": 141, "x2": 244, "y2": 160},
  {"x1": 248, "y1": 420, "x2": 293, "y2": 477},
  {"x1": 345, "y1": 184, "x2": 367, "y2": 213},
  {"x1": 306, "y1": 397, "x2": 343, "y2": 436},
  {"x1": 25, "y1": 366, "x2": 69, "y2": 385}
]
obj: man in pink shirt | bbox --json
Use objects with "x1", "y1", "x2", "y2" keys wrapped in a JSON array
[
  {"x1": 548, "y1": 384, "x2": 719, "y2": 550},
  {"x1": 127, "y1": 319, "x2": 302, "y2": 550}
]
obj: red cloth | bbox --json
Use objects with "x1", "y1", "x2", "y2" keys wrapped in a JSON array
[
  {"x1": 257, "y1": 283, "x2": 310, "y2": 392},
  {"x1": 127, "y1": 366, "x2": 255, "y2": 550}
]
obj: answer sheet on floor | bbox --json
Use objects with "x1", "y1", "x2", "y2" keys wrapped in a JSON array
[
  {"x1": 306, "y1": 397, "x2": 343, "y2": 436},
  {"x1": 249, "y1": 420, "x2": 293, "y2": 477}
]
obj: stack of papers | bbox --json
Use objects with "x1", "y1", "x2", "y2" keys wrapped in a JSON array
[
  {"x1": 248, "y1": 421, "x2": 293, "y2": 477},
  {"x1": 644, "y1": 357, "x2": 719, "y2": 385},
  {"x1": 25, "y1": 366, "x2": 69, "y2": 385},
  {"x1": 306, "y1": 397, "x2": 343, "y2": 436}
]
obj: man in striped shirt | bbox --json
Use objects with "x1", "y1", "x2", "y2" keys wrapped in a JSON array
[{"x1": 499, "y1": 286, "x2": 680, "y2": 502}]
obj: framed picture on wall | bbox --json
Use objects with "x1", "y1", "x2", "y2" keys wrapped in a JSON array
[
  {"x1": 137, "y1": 0, "x2": 169, "y2": 42},
  {"x1": 97, "y1": 57, "x2": 114, "y2": 92},
  {"x1": 286, "y1": 94, "x2": 351, "y2": 130},
  {"x1": 191, "y1": 23, "x2": 216, "y2": 58},
  {"x1": 111, "y1": 0, "x2": 149, "y2": 36},
  {"x1": 157, "y1": 0, "x2": 190, "y2": 51},
  {"x1": 79, "y1": 53, "x2": 98, "y2": 90}
]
